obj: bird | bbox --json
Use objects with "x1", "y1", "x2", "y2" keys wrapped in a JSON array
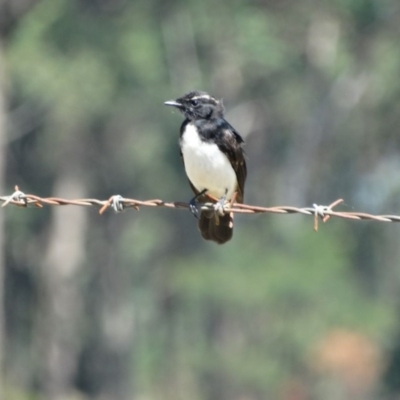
[{"x1": 164, "y1": 90, "x2": 247, "y2": 244}]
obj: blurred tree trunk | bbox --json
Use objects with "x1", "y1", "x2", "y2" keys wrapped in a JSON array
[
  {"x1": 38, "y1": 173, "x2": 88, "y2": 400},
  {"x1": 0, "y1": 40, "x2": 6, "y2": 400},
  {"x1": 80, "y1": 214, "x2": 135, "y2": 400},
  {"x1": 0, "y1": 3, "x2": 40, "y2": 398}
]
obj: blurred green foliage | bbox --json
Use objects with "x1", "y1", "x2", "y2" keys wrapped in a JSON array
[{"x1": 1, "y1": 0, "x2": 400, "y2": 399}]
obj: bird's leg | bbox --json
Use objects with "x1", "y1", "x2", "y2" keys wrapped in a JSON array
[
  {"x1": 189, "y1": 189, "x2": 207, "y2": 219},
  {"x1": 205, "y1": 193, "x2": 219, "y2": 202},
  {"x1": 214, "y1": 189, "x2": 229, "y2": 217},
  {"x1": 229, "y1": 191, "x2": 238, "y2": 207}
]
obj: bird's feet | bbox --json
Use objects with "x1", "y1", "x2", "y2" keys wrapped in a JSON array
[
  {"x1": 189, "y1": 197, "x2": 201, "y2": 219},
  {"x1": 214, "y1": 195, "x2": 228, "y2": 216},
  {"x1": 189, "y1": 189, "x2": 207, "y2": 219}
]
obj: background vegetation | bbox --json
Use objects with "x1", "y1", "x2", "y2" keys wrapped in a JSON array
[{"x1": 0, "y1": 0, "x2": 400, "y2": 399}]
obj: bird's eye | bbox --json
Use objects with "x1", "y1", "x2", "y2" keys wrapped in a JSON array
[{"x1": 190, "y1": 99, "x2": 199, "y2": 107}]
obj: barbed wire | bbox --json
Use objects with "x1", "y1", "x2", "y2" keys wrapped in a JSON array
[{"x1": 2, "y1": 186, "x2": 400, "y2": 232}]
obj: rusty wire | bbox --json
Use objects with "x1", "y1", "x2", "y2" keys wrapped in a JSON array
[{"x1": 2, "y1": 186, "x2": 400, "y2": 232}]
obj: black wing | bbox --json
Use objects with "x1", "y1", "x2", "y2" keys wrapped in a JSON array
[{"x1": 213, "y1": 119, "x2": 247, "y2": 203}]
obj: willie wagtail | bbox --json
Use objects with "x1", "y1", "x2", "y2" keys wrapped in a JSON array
[{"x1": 165, "y1": 91, "x2": 247, "y2": 244}]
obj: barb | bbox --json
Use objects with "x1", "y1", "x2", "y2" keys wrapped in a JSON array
[{"x1": 2, "y1": 186, "x2": 400, "y2": 231}]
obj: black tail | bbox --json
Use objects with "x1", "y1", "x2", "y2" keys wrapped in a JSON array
[{"x1": 198, "y1": 211, "x2": 234, "y2": 244}]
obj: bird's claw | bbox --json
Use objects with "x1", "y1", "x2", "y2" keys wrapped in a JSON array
[
  {"x1": 214, "y1": 197, "x2": 228, "y2": 216},
  {"x1": 189, "y1": 199, "x2": 200, "y2": 219}
]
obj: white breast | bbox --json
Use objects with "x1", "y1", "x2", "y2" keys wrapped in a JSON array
[{"x1": 180, "y1": 123, "x2": 237, "y2": 200}]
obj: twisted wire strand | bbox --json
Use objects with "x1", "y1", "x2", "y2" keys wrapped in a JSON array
[{"x1": 2, "y1": 186, "x2": 400, "y2": 231}]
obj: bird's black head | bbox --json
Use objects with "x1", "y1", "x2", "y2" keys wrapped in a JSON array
[{"x1": 164, "y1": 91, "x2": 224, "y2": 120}]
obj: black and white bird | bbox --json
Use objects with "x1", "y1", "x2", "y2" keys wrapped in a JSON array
[{"x1": 164, "y1": 91, "x2": 247, "y2": 244}]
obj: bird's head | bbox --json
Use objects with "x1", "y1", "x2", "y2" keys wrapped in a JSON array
[{"x1": 164, "y1": 91, "x2": 224, "y2": 120}]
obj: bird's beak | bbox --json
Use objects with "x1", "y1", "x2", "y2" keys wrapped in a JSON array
[{"x1": 164, "y1": 100, "x2": 183, "y2": 108}]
